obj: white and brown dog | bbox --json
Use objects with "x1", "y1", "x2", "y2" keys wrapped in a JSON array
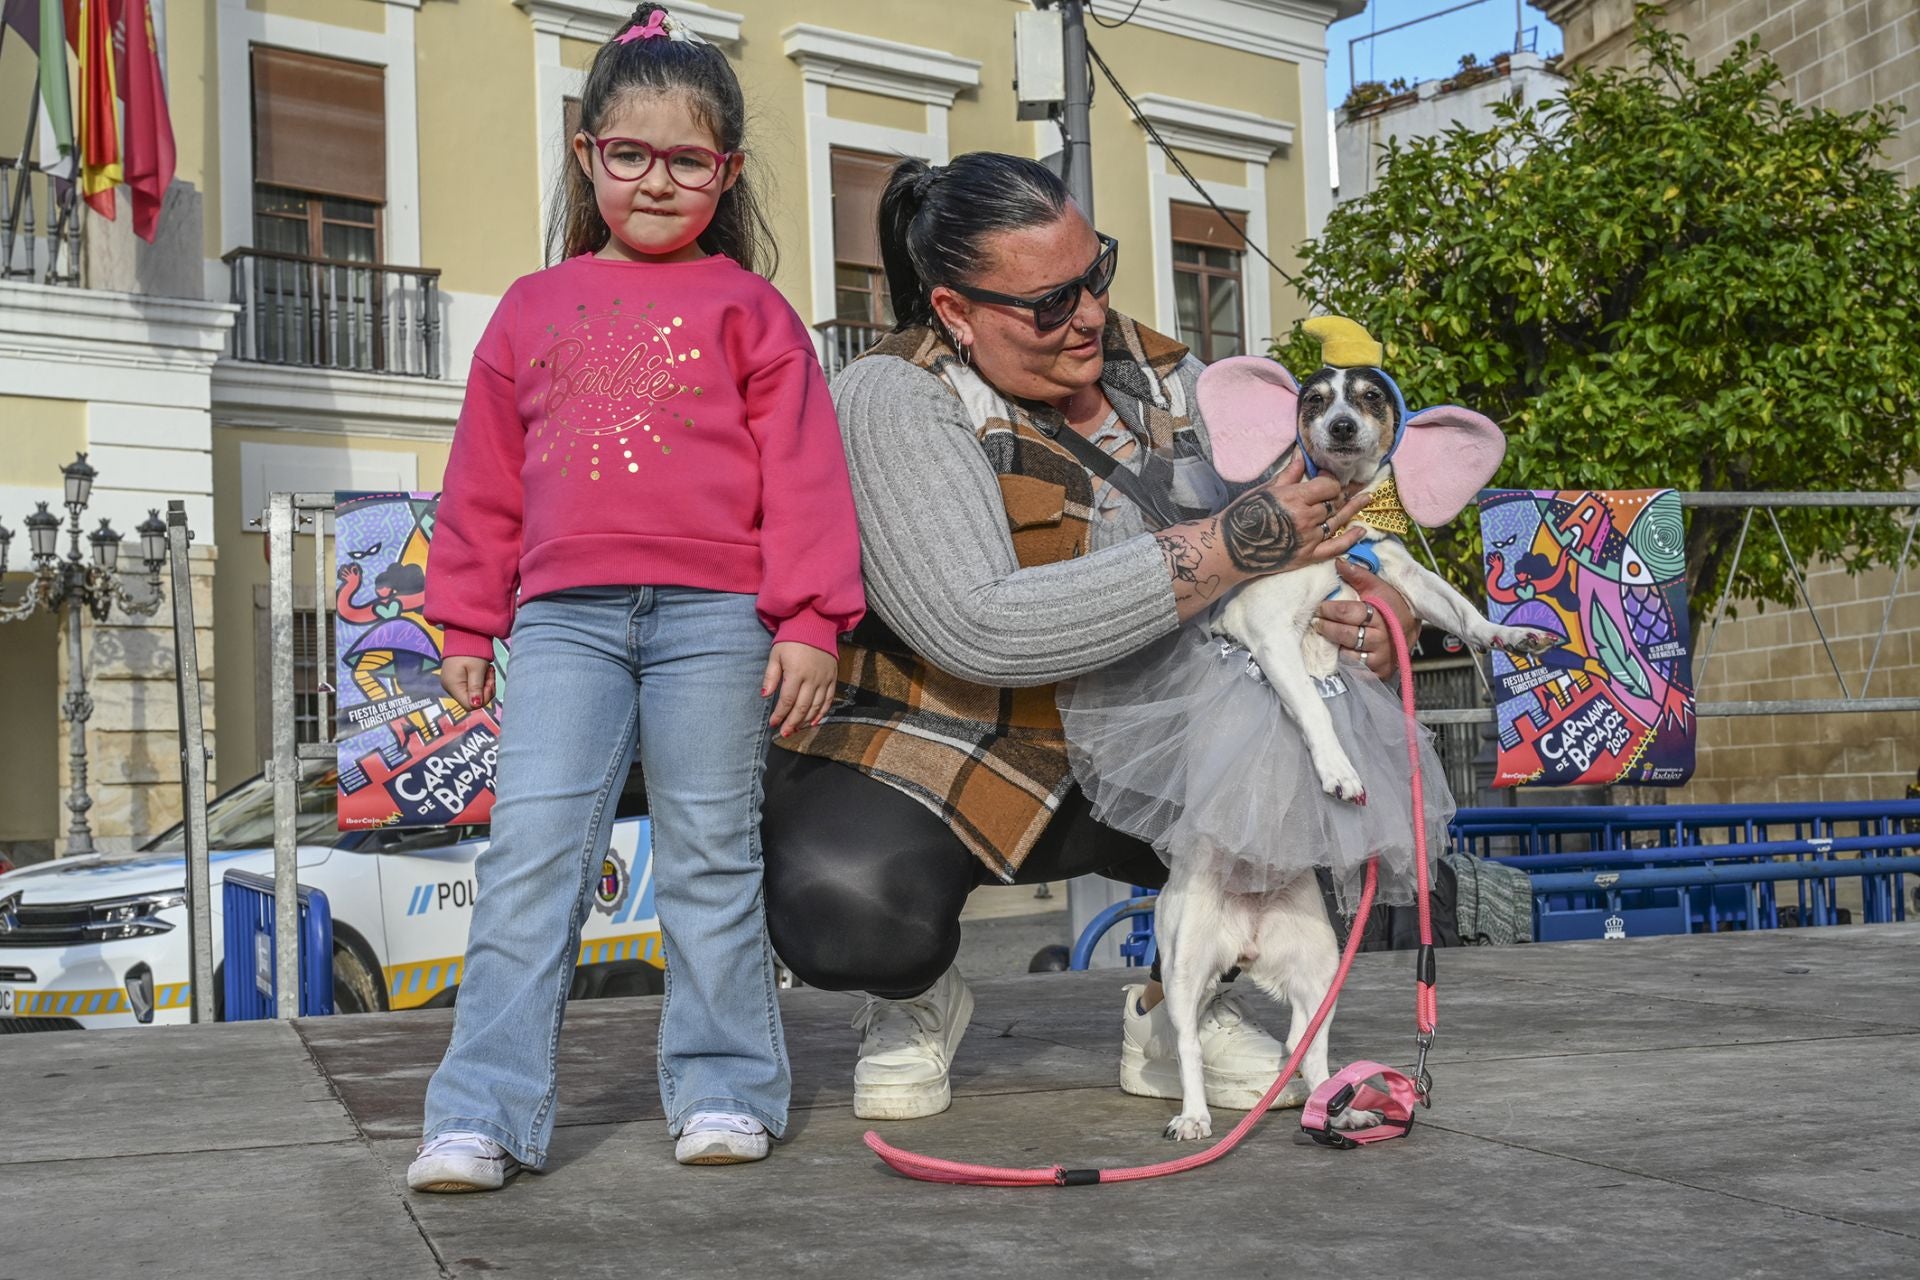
[{"x1": 1152, "y1": 317, "x2": 1555, "y2": 1141}]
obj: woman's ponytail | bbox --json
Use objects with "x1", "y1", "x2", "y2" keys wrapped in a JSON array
[{"x1": 873, "y1": 153, "x2": 1072, "y2": 335}]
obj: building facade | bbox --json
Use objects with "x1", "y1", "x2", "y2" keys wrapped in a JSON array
[{"x1": 0, "y1": 0, "x2": 1361, "y2": 860}]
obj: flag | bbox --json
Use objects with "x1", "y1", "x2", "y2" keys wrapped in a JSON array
[
  {"x1": 74, "y1": 0, "x2": 120, "y2": 218},
  {"x1": 113, "y1": 0, "x2": 173, "y2": 241},
  {"x1": 2, "y1": 0, "x2": 76, "y2": 161}
]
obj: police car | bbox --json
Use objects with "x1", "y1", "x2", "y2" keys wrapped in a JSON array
[{"x1": 0, "y1": 768, "x2": 660, "y2": 1030}]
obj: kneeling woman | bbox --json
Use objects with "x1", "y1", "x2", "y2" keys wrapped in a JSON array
[{"x1": 761, "y1": 152, "x2": 1415, "y2": 1120}]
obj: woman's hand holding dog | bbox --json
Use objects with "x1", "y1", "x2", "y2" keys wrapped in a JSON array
[
  {"x1": 1155, "y1": 454, "x2": 1371, "y2": 621},
  {"x1": 1315, "y1": 560, "x2": 1418, "y2": 681}
]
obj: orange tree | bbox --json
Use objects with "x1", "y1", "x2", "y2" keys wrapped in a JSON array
[{"x1": 1275, "y1": 22, "x2": 1920, "y2": 634}]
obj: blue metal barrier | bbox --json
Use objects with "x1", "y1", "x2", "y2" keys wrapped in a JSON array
[
  {"x1": 222, "y1": 869, "x2": 335, "y2": 1020},
  {"x1": 1450, "y1": 800, "x2": 1920, "y2": 938},
  {"x1": 1070, "y1": 895, "x2": 1160, "y2": 972}
]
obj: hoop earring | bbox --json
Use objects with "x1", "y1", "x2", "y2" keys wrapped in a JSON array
[{"x1": 959, "y1": 343, "x2": 973, "y2": 368}]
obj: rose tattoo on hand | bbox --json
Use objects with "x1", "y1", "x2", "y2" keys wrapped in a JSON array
[{"x1": 1220, "y1": 490, "x2": 1299, "y2": 573}]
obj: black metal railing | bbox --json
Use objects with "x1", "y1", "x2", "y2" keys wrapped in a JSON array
[
  {"x1": 225, "y1": 247, "x2": 443, "y2": 378},
  {"x1": 815, "y1": 318, "x2": 888, "y2": 381},
  {"x1": 0, "y1": 158, "x2": 81, "y2": 286}
]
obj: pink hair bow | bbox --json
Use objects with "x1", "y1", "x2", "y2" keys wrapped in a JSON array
[{"x1": 617, "y1": 10, "x2": 669, "y2": 43}]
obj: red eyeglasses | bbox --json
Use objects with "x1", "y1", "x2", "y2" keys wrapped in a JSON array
[{"x1": 584, "y1": 134, "x2": 738, "y2": 190}]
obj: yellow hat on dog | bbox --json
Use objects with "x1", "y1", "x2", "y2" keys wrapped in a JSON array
[{"x1": 1302, "y1": 315, "x2": 1384, "y2": 368}]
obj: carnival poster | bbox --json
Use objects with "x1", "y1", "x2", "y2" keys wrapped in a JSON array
[
  {"x1": 1477, "y1": 488, "x2": 1696, "y2": 788},
  {"x1": 334, "y1": 492, "x2": 505, "y2": 829}
]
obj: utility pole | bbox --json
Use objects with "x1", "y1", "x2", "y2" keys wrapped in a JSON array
[{"x1": 1059, "y1": 1, "x2": 1095, "y2": 221}]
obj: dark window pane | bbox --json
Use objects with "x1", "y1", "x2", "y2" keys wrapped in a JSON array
[
  {"x1": 1214, "y1": 332, "x2": 1243, "y2": 358},
  {"x1": 254, "y1": 186, "x2": 308, "y2": 216},
  {"x1": 1173, "y1": 242, "x2": 1202, "y2": 265},
  {"x1": 1174, "y1": 269, "x2": 1203, "y2": 335},
  {"x1": 253, "y1": 213, "x2": 309, "y2": 255},
  {"x1": 322, "y1": 221, "x2": 377, "y2": 262},
  {"x1": 1209, "y1": 276, "x2": 1241, "y2": 335},
  {"x1": 321, "y1": 195, "x2": 378, "y2": 225}
]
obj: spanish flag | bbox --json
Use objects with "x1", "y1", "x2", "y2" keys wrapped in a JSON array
[{"x1": 75, "y1": 0, "x2": 120, "y2": 218}]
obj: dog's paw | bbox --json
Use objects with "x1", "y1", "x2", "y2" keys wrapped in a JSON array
[
  {"x1": 1163, "y1": 1113, "x2": 1213, "y2": 1142},
  {"x1": 1489, "y1": 626, "x2": 1557, "y2": 655},
  {"x1": 1329, "y1": 1107, "x2": 1382, "y2": 1132},
  {"x1": 1318, "y1": 765, "x2": 1367, "y2": 806}
]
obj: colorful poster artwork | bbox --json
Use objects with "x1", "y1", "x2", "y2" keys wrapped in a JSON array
[
  {"x1": 1478, "y1": 489, "x2": 1696, "y2": 788},
  {"x1": 334, "y1": 492, "x2": 505, "y2": 829}
]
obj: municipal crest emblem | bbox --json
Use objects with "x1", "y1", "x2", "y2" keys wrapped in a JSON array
[{"x1": 594, "y1": 848, "x2": 628, "y2": 917}]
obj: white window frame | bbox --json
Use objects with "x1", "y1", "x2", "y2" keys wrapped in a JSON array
[
  {"x1": 213, "y1": 0, "x2": 423, "y2": 270},
  {"x1": 783, "y1": 25, "x2": 981, "y2": 328},
  {"x1": 1134, "y1": 94, "x2": 1295, "y2": 355}
]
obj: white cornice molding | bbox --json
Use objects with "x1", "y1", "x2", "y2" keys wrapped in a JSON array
[
  {"x1": 1133, "y1": 94, "x2": 1295, "y2": 164},
  {"x1": 1125, "y1": 0, "x2": 1353, "y2": 66},
  {"x1": 515, "y1": 0, "x2": 744, "y2": 46},
  {"x1": 0, "y1": 282, "x2": 236, "y2": 369},
  {"x1": 782, "y1": 25, "x2": 982, "y2": 107},
  {"x1": 212, "y1": 362, "x2": 467, "y2": 442}
]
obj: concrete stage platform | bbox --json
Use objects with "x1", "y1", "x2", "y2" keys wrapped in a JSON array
[{"x1": 5, "y1": 926, "x2": 1919, "y2": 1279}]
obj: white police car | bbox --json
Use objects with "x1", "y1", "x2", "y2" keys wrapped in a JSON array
[{"x1": 0, "y1": 768, "x2": 659, "y2": 1030}]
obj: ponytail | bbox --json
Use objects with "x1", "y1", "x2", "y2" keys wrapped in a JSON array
[{"x1": 875, "y1": 153, "x2": 1072, "y2": 333}]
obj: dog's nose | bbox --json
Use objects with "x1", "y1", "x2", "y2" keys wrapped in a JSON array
[{"x1": 1329, "y1": 417, "x2": 1358, "y2": 444}]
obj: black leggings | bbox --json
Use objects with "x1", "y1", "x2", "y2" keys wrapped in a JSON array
[{"x1": 761, "y1": 749, "x2": 1167, "y2": 999}]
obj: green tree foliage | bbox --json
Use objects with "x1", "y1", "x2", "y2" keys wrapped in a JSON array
[{"x1": 1277, "y1": 22, "x2": 1920, "y2": 634}]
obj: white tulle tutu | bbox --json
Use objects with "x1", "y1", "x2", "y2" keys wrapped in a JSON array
[{"x1": 1059, "y1": 623, "x2": 1453, "y2": 911}]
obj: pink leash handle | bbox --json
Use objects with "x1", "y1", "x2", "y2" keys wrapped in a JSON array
[{"x1": 863, "y1": 593, "x2": 1435, "y2": 1186}]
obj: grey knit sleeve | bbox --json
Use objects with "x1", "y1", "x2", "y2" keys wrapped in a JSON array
[{"x1": 832, "y1": 355, "x2": 1180, "y2": 688}]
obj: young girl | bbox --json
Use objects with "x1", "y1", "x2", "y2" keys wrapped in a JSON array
[{"x1": 408, "y1": 4, "x2": 863, "y2": 1191}]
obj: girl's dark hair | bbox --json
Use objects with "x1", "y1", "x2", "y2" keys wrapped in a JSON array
[
  {"x1": 877, "y1": 153, "x2": 1072, "y2": 331},
  {"x1": 548, "y1": 3, "x2": 776, "y2": 273}
]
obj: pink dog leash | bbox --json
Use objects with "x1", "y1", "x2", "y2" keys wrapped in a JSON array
[{"x1": 863, "y1": 595, "x2": 1437, "y2": 1185}]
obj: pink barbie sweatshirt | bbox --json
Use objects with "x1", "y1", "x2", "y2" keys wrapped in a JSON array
[{"x1": 426, "y1": 254, "x2": 865, "y2": 659}]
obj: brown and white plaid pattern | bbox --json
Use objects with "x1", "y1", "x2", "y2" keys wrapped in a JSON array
[{"x1": 776, "y1": 313, "x2": 1201, "y2": 879}]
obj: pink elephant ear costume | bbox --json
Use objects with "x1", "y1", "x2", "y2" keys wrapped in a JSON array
[{"x1": 1196, "y1": 355, "x2": 1508, "y2": 528}]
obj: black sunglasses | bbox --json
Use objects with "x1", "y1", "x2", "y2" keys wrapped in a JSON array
[{"x1": 948, "y1": 234, "x2": 1119, "y2": 333}]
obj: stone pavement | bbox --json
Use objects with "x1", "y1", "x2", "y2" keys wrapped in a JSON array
[{"x1": 4, "y1": 926, "x2": 1919, "y2": 1279}]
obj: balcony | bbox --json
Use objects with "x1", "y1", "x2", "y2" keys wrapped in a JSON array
[
  {"x1": 0, "y1": 159, "x2": 81, "y2": 286},
  {"x1": 815, "y1": 318, "x2": 888, "y2": 382},
  {"x1": 224, "y1": 247, "x2": 442, "y2": 379}
]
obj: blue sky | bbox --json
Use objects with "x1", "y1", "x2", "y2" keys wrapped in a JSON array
[{"x1": 1326, "y1": 0, "x2": 1565, "y2": 106}]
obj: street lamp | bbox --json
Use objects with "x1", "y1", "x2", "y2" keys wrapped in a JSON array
[{"x1": 1, "y1": 453, "x2": 170, "y2": 856}]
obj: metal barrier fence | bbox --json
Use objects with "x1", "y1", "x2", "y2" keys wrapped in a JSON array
[
  {"x1": 221, "y1": 870, "x2": 335, "y2": 1021},
  {"x1": 1451, "y1": 800, "x2": 1920, "y2": 938}
]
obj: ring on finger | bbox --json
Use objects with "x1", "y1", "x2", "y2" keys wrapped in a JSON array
[
  {"x1": 1320, "y1": 520, "x2": 1332, "y2": 539},
  {"x1": 1355, "y1": 624, "x2": 1367, "y2": 652},
  {"x1": 1364, "y1": 604, "x2": 1375, "y2": 625},
  {"x1": 1324, "y1": 499, "x2": 1336, "y2": 519}
]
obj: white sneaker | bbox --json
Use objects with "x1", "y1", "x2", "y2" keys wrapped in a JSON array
[
  {"x1": 407, "y1": 1131, "x2": 521, "y2": 1193},
  {"x1": 1118, "y1": 983, "x2": 1308, "y2": 1112},
  {"x1": 674, "y1": 1111, "x2": 771, "y2": 1166},
  {"x1": 851, "y1": 966, "x2": 975, "y2": 1120}
]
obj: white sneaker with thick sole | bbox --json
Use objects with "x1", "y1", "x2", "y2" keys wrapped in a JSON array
[
  {"x1": 1118, "y1": 983, "x2": 1308, "y2": 1112},
  {"x1": 407, "y1": 1131, "x2": 522, "y2": 1193},
  {"x1": 674, "y1": 1111, "x2": 771, "y2": 1166},
  {"x1": 851, "y1": 966, "x2": 975, "y2": 1120}
]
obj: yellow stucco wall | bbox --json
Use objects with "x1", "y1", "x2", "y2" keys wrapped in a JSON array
[
  {"x1": 560, "y1": 36, "x2": 600, "y2": 73},
  {"x1": 0, "y1": 396, "x2": 88, "y2": 489},
  {"x1": 209, "y1": 427, "x2": 453, "y2": 786},
  {"x1": 414, "y1": 0, "x2": 543, "y2": 295},
  {"x1": 0, "y1": 605, "x2": 59, "y2": 847},
  {"x1": 247, "y1": 0, "x2": 386, "y2": 36},
  {"x1": 165, "y1": 0, "x2": 220, "y2": 258}
]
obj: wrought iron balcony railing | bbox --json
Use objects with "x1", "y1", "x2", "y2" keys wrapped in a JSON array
[
  {"x1": 224, "y1": 247, "x2": 443, "y2": 379},
  {"x1": 1, "y1": 158, "x2": 81, "y2": 286},
  {"x1": 815, "y1": 318, "x2": 889, "y2": 382}
]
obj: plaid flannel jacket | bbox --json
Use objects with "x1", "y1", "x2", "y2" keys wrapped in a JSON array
[{"x1": 776, "y1": 313, "x2": 1201, "y2": 879}]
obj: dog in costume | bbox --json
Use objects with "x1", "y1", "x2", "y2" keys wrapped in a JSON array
[{"x1": 1060, "y1": 317, "x2": 1555, "y2": 1142}]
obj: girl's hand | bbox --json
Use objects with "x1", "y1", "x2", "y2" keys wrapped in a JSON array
[
  {"x1": 441, "y1": 656, "x2": 496, "y2": 709},
  {"x1": 1314, "y1": 560, "x2": 1418, "y2": 681},
  {"x1": 763, "y1": 642, "x2": 837, "y2": 738}
]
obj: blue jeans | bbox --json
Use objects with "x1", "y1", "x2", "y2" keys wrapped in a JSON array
[{"x1": 422, "y1": 586, "x2": 787, "y2": 1167}]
